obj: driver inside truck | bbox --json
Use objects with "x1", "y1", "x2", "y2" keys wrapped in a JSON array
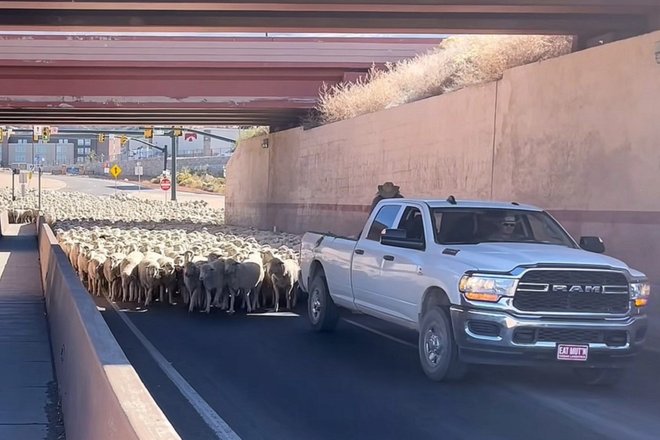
[{"x1": 488, "y1": 215, "x2": 521, "y2": 241}]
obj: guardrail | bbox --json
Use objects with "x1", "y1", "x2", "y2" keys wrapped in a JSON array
[{"x1": 37, "y1": 219, "x2": 181, "y2": 440}]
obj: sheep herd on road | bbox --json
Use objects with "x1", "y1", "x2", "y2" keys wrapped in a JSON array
[{"x1": 1, "y1": 188, "x2": 304, "y2": 314}]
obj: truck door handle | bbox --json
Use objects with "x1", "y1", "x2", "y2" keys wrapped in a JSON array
[
  {"x1": 383, "y1": 255, "x2": 395, "y2": 261},
  {"x1": 354, "y1": 249, "x2": 364, "y2": 255}
]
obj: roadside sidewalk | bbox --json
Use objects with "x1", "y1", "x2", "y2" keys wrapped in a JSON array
[{"x1": 0, "y1": 223, "x2": 64, "y2": 439}]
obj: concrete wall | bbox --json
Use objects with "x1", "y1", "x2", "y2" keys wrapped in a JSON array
[
  {"x1": 37, "y1": 222, "x2": 180, "y2": 440},
  {"x1": 226, "y1": 137, "x2": 270, "y2": 229},
  {"x1": 226, "y1": 31, "x2": 660, "y2": 281},
  {"x1": 492, "y1": 30, "x2": 660, "y2": 283}
]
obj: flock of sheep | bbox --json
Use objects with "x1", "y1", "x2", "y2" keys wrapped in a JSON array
[{"x1": 2, "y1": 188, "x2": 304, "y2": 314}]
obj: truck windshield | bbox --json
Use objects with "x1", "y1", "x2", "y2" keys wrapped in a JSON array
[{"x1": 431, "y1": 208, "x2": 576, "y2": 247}]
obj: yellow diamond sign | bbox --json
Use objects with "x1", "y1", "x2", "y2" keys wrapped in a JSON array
[{"x1": 110, "y1": 164, "x2": 122, "y2": 178}]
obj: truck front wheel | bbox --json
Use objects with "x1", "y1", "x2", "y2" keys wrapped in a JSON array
[
  {"x1": 308, "y1": 273, "x2": 339, "y2": 332},
  {"x1": 418, "y1": 307, "x2": 467, "y2": 381}
]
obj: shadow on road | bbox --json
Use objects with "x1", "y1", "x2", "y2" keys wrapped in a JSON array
[{"x1": 105, "y1": 184, "x2": 145, "y2": 191}]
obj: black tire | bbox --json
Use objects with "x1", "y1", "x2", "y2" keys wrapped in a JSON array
[
  {"x1": 418, "y1": 307, "x2": 467, "y2": 382},
  {"x1": 307, "y1": 272, "x2": 339, "y2": 332},
  {"x1": 573, "y1": 367, "x2": 626, "y2": 386}
]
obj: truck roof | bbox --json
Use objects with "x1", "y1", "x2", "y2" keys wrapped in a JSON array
[{"x1": 380, "y1": 198, "x2": 543, "y2": 211}]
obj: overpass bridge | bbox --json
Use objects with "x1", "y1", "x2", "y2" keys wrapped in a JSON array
[
  {"x1": 0, "y1": 34, "x2": 441, "y2": 127},
  {"x1": 0, "y1": 1, "x2": 658, "y2": 39}
]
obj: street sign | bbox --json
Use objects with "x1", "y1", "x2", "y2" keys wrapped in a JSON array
[
  {"x1": 110, "y1": 164, "x2": 122, "y2": 178},
  {"x1": 50, "y1": 126, "x2": 59, "y2": 135},
  {"x1": 135, "y1": 166, "x2": 144, "y2": 176},
  {"x1": 160, "y1": 177, "x2": 171, "y2": 191},
  {"x1": 104, "y1": 167, "x2": 110, "y2": 174}
]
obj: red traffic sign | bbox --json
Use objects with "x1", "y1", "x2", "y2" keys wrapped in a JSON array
[{"x1": 160, "y1": 178, "x2": 171, "y2": 191}]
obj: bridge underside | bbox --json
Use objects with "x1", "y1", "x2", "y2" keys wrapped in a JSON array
[
  {"x1": 0, "y1": 108, "x2": 308, "y2": 127},
  {"x1": 0, "y1": 1, "x2": 657, "y2": 37},
  {"x1": 0, "y1": 35, "x2": 442, "y2": 127}
]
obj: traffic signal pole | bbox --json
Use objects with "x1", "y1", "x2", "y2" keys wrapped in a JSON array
[{"x1": 171, "y1": 134, "x2": 177, "y2": 202}]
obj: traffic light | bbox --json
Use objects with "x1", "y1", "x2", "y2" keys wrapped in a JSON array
[
  {"x1": 98, "y1": 133, "x2": 106, "y2": 143},
  {"x1": 172, "y1": 127, "x2": 183, "y2": 137},
  {"x1": 120, "y1": 135, "x2": 129, "y2": 146},
  {"x1": 144, "y1": 128, "x2": 153, "y2": 140},
  {"x1": 0, "y1": 129, "x2": 3, "y2": 141},
  {"x1": 42, "y1": 127, "x2": 51, "y2": 141}
]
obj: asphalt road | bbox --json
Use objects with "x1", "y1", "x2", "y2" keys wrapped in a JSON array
[
  {"x1": 94, "y1": 296, "x2": 660, "y2": 440},
  {"x1": 51, "y1": 172, "x2": 660, "y2": 439},
  {"x1": 44, "y1": 174, "x2": 225, "y2": 209}
]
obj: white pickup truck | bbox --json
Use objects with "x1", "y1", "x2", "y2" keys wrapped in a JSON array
[{"x1": 299, "y1": 198, "x2": 651, "y2": 385}]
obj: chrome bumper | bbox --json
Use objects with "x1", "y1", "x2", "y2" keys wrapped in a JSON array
[{"x1": 450, "y1": 306, "x2": 648, "y2": 367}]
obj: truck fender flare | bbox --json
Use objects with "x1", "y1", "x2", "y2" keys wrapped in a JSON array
[
  {"x1": 419, "y1": 286, "x2": 451, "y2": 318},
  {"x1": 308, "y1": 260, "x2": 325, "y2": 287}
]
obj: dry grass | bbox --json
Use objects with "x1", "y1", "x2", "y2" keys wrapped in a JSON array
[
  {"x1": 238, "y1": 126, "x2": 270, "y2": 140},
  {"x1": 317, "y1": 35, "x2": 572, "y2": 124},
  {"x1": 151, "y1": 168, "x2": 226, "y2": 194}
]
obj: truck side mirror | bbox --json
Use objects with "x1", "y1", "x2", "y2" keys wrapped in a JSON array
[
  {"x1": 381, "y1": 229, "x2": 425, "y2": 251},
  {"x1": 580, "y1": 236, "x2": 605, "y2": 254}
]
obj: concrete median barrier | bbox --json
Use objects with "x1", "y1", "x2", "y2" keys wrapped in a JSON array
[
  {"x1": 0, "y1": 209, "x2": 8, "y2": 236},
  {"x1": 37, "y1": 221, "x2": 181, "y2": 440}
]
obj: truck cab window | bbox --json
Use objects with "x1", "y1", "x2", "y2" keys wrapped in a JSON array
[
  {"x1": 366, "y1": 205, "x2": 401, "y2": 241},
  {"x1": 397, "y1": 207, "x2": 425, "y2": 241}
]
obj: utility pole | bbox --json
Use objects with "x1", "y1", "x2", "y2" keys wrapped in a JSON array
[
  {"x1": 171, "y1": 134, "x2": 177, "y2": 201},
  {"x1": 38, "y1": 166, "x2": 42, "y2": 214}
]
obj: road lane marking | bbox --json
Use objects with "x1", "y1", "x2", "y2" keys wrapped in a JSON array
[
  {"x1": 343, "y1": 319, "x2": 416, "y2": 348},
  {"x1": 108, "y1": 300, "x2": 241, "y2": 440}
]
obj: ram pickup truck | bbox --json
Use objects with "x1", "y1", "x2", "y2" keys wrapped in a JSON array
[{"x1": 299, "y1": 198, "x2": 651, "y2": 384}]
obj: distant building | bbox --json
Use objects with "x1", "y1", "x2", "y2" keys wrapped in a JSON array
[
  {"x1": 0, "y1": 133, "x2": 121, "y2": 167},
  {"x1": 0, "y1": 127, "x2": 237, "y2": 167}
]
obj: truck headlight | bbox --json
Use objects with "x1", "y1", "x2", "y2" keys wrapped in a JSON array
[
  {"x1": 459, "y1": 275, "x2": 518, "y2": 303},
  {"x1": 630, "y1": 281, "x2": 651, "y2": 307}
]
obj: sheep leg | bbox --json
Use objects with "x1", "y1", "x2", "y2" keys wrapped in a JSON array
[
  {"x1": 204, "y1": 288, "x2": 212, "y2": 313},
  {"x1": 273, "y1": 284, "x2": 280, "y2": 313},
  {"x1": 221, "y1": 290, "x2": 229, "y2": 310},
  {"x1": 145, "y1": 287, "x2": 153, "y2": 306},
  {"x1": 122, "y1": 280, "x2": 129, "y2": 302},
  {"x1": 168, "y1": 285, "x2": 175, "y2": 305},
  {"x1": 245, "y1": 290, "x2": 253, "y2": 314},
  {"x1": 251, "y1": 281, "x2": 262, "y2": 311},
  {"x1": 188, "y1": 288, "x2": 198, "y2": 313},
  {"x1": 211, "y1": 288, "x2": 222, "y2": 308},
  {"x1": 228, "y1": 290, "x2": 236, "y2": 314},
  {"x1": 159, "y1": 285, "x2": 166, "y2": 304},
  {"x1": 287, "y1": 285, "x2": 297, "y2": 310}
]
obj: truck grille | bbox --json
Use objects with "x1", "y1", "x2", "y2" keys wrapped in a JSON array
[
  {"x1": 513, "y1": 270, "x2": 630, "y2": 314},
  {"x1": 513, "y1": 328, "x2": 628, "y2": 347}
]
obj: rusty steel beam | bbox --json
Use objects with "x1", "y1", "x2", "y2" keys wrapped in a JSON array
[
  {"x1": 0, "y1": 2, "x2": 657, "y2": 34},
  {"x1": 0, "y1": 12, "x2": 648, "y2": 35},
  {"x1": 0, "y1": 108, "x2": 308, "y2": 125},
  {"x1": 1, "y1": 1, "x2": 659, "y2": 15}
]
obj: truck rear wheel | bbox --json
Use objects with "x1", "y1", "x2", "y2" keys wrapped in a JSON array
[
  {"x1": 308, "y1": 273, "x2": 339, "y2": 332},
  {"x1": 573, "y1": 367, "x2": 626, "y2": 386},
  {"x1": 418, "y1": 307, "x2": 466, "y2": 382}
]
